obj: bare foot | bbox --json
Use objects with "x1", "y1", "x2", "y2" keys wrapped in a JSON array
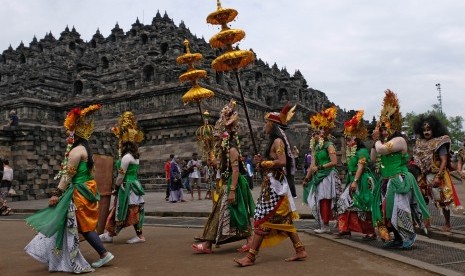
[
  {"x1": 441, "y1": 225, "x2": 451, "y2": 232},
  {"x1": 234, "y1": 256, "x2": 255, "y2": 267},
  {"x1": 285, "y1": 250, "x2": 307, "y2": 262}
]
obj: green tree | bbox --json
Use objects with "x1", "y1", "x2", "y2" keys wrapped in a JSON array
[
  {"x1": 448, "y1": 116, "x2": 465, "y2": 151},
  {"x1": 403, "y1": 111, "x2": 417, "y2": 138}
]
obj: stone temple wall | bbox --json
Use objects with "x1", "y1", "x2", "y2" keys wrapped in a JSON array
[
  {"x1": 0, "y1": 11, "x2": 348, "y2": 200},
  {"x1": 0, "y1": 126, "x2": 115, "y2": 200}
]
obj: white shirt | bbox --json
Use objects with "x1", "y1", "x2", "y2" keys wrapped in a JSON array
[
  {"x1": 188, "y1": 159, "x2": 202, "y2": 178},
  {"x1": 2, "y1": 166, "x2": 13, "y2": 181}
]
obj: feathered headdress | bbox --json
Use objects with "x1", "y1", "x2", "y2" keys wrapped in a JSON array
[
  {"x1": 214, "y1": 99, "x2": 239, "y2": 137},
  {"x1": 55, "y1": 104, "x2": 102, "y2": 181},
  {"x1": 310, "y1": 106, "x2": 337, "y2": 130},
  {"x1": 343, "y1": 110, "x2": 368, "y2": 140},
  {"x1": 379, "y1": 89, "x2": 402, "y2": 133},
  {"x1": 111, "y1": 111, "x2": 144, "y2": 146},
  {"x1": 264, "y1": 102, "x2": 296, "y2": 127},
  {"x1": 64, "y1": 104, "x2": 102, "y2": 140}
]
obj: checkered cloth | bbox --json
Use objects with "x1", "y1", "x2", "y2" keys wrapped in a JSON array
[{"x1": 254, "y1": 187, "x2": 280, "y2": 221}]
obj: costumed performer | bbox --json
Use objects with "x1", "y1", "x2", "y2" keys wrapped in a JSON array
[
  {"x1": 371, "y1": 90, "x2": 430, "y2": 249},
  {"x1": 25, "y1": 104, "x2": 114, "y2": 273},
  {"x1": 234, "y1": 102, "x2": 307, "y2": 267},
  {"x1": 192, "y1": 99, "x2": 255, "y2": 254},
  {"x1": 100, "y1": 111, "x2": 146, "y2": 244}
]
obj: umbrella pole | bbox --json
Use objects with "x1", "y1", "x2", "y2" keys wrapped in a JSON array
[
  {"x1": 197, "y1": 101, "x2": 204, "y2": 123},
  {"x1": 233, "y1": 70, "x2": 258, "y2": 154}
]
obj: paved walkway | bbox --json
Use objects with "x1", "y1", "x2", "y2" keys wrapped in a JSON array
[
  {"x1": 8, "y1": 180, "x2": 465, "y2": 218},
  {"x1": 2, "y1": 220, "x2": 441, "y2": 276},
  {"x1": 5, "y1": 181, "x2": 465, "y2": 275},
  {"x1": 8, "y1": 186, "x2": 313, "y2": 217}
]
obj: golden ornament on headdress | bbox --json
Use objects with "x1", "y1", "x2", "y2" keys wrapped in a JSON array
[
  {"x1": 64, "y1": 104, "x2": 102, "y2": 140},
  {"x1": 310, "y1": 106, "x2": 337, "y2": 130},
  {"x1": 177, "y1": 39, "x2": 214, "y2": 105},
  {"x1": 214, "y1": 99, "x2": 239, "y2": 136},
  {"x1": 207, "y1": 0, "x2": 255, "y2": 72},
  {"x1": 196, "y1": 110, "x2": 215, "y2": 160},
  {"x1": 343, "y1": 110, "x2": 368, "y2": 140},
  {"x1": 379, "y1": 89, "x2": 402, "y2": 132},
  {"x1": 112, "y1": 111, "x2": 144, "y2": 144}
]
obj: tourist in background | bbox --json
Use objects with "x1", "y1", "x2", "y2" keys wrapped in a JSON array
[
  {"x1": 0, "y1": 159, "x2": 13, "y2": 216},
  {"x1": 25, "y1": 104, "x2": 114, "y2": 273},
  {"x1": 164, "y1": 154, "x2": 174, "y2": 201},
  {"x1": 100, "y1": 111, "x2": 146, "y2": 244},
  {"x1": 9, "y1": 110, "x2": 19, "y2": 126},
  {"x1": 188, "y1": 152, "x2": 203, "y2": 200},
  {"x1": 292, "y1": 146, "x2": 300, "y2": 171},
  {"x1": 245, "y1": 155, "x2": 254, "y2": 190},
  {"x1": 303, "y1": 106, "x2": 342, "y2": 234},
  {"x1": 181, "y1": 159, "x2": 191, "y2": 193},
  {"x1": 169, "y1": 155, "x2": 185, "y2": 203},
  {"x1": 304, "y1": 149, "x2": 312, "y2": 175}
]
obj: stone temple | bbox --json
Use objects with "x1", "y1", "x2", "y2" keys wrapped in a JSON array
[{"x1": 0, "y1": 11, "x2": 339, "y2": 200}]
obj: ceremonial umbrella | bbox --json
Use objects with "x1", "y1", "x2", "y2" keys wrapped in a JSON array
[
  {"x1": 177, "y1": 39, "x2": 215, "y2": 121},
  {"x1": 206, "y1": 0, "x2": 258, "y2": 154}
]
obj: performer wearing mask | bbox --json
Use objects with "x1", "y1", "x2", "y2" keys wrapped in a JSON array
[{"x1": 413, "y1": 114, "x2": 462, "y2": 232}]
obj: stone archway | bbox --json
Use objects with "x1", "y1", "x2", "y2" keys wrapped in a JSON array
[
  {"x1": 101, "y1": 56, "x2": 109, "y2": 69},
  {"x1": 161, "y1": 42, "x2": 168, "y2": 55},
  {"x1": 278, "y1": 88, "x2": 288, "y2": 102},
  {"x1": 69, "y1": 42, "x2": 76, "y2": 51},
  {"x1": 74, "y1": 80, "x2": 83, "y2": 95},
  {"x1": 143, "y1": 65, "x2": 155, "y2": 82},
  {"x1": 257, "y1": 86, "x2": 262, "y2": 99},
  {"x1": 141, "y1": 34, "x2": 148, "y2": 44}
]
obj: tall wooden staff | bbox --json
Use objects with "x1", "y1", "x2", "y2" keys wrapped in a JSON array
[{"x1": 206, "y1": 0, "x2": 258, "y2": 154}]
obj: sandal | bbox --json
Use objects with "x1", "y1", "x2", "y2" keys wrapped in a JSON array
[
  {"x1": 192, "y1": 243, "x2": 213, "y2": 254},
  {"x1": 237, "y1": 244, "x2": 250, "y2": 253}
]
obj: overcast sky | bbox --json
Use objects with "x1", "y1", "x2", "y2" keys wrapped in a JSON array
[{"x1": 1, "y1": 0, "x2": 464, "y2": 123}]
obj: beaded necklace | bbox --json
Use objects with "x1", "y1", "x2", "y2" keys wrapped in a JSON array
[{"x1": 54, "y1": 132, "x2": 75, "y2": 181}]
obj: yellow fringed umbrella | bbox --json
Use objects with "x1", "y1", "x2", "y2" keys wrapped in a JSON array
[
  {"x1": 179, "y1": 69, "x2": 208, "y2": 83},
  {"x1": 182, "y1": 84, "x2": 214, "y2": 105},
  {"x1": 206, "y1": 0, "x2": 238, "y2": 25},
  {"x1": 212, "y1": 50, "x2": 254, "y2": 72},
  {"x1": 176, "y1": 39, "x2": 215, "y2": 124},
  {"x1": 206, "y1": 0, "x2": 258, "y2": 153},
  {"x1": 209, "y1": 29, "x2": 246, "y2": 48}
]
